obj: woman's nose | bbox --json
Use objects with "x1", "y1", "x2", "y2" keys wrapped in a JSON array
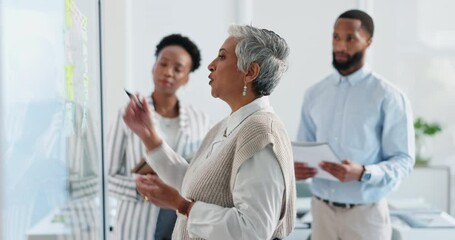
[
  {"x1": 208, "y1": 60, "x2": 215, "y2": 72},
  {"x1": 164, "y1": 66, "x2": 173, "y2": 76}
]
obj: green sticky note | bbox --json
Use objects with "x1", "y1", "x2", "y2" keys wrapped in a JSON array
[{"x1": 65, "y1": 65, "x2": 74, "y2": 101}]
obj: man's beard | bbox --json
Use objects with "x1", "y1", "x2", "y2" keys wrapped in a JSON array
[{"x1": 332, "y1": 51, "x2": 363, "y2": 72}]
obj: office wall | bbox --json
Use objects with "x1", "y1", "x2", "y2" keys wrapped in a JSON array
[
  {"x1": 254, "y1": 0, "x2": 455, "y2": 168},
  {"x1": 101, "y1": 0, "x2": 240, "y2": 231},
  {"x1": 372, "y1": 0, "x2": 455, "y2": 214},
  {"x1": 102, "y1": 0, "x2": 455, "y2": 216},
  {"x1": 102, "y1": 0, "x2": 128, "y2": 135},
  {"x1": 372, "y1": 0, "x2": 455, "y2": 165},
  {"x1": 102, "y1": 0, "x2": 359, "y2": 136},
  {"x1": 103, "y1": 0, "x2": 455, "y2": 158},
  {"x1": 252, "y1": 0, "x2": 358, "y2": 138},
  {"x1": 102, "y1": 0, "x2": 238, "y2": 132}
]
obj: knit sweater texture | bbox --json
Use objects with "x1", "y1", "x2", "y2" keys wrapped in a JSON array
[{"x1": 173, "y1": 111, "x2": 296, "y2": 240}]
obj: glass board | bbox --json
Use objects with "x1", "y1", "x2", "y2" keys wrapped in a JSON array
[{"x1": 1, "y1": 0, "x2": 103, "y2": 239}]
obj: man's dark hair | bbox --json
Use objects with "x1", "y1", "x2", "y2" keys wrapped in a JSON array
[
  {"x1": 155, "y1": 34, "x2": 201, "y2": 72},
  {"x1": 338, "y1": 9, "x2": 374, "y2": 37}
]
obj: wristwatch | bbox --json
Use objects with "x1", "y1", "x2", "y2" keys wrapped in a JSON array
[{"x1": 360, "y1": 165, "x2": 372, "y2": 182}]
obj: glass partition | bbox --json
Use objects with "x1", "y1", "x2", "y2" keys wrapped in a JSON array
[{"x1": 1, "y1": 0, "x2": 104, "y2": 239}]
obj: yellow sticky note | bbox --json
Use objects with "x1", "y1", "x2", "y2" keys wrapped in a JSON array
[
  {"x1": 65, "y1": 0, "x2": 72, "y2": 28},
  {"x1": 65, "y1": 65, "x2": 74, "y2": 101}
]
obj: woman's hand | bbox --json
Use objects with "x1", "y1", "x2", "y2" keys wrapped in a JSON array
[
  {"x1": 122, "y1": 95, "x2": 162, "y2": 150},
  {"x1": 136, "y1": 174, "x2": 188, "y2": 210}
]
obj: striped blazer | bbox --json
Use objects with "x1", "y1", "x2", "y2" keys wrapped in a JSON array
[{"x1": 107, "y1": 96, "x2": 210, "y2": 240}]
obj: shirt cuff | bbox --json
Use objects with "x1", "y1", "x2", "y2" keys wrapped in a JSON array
[
  {"x1": 143, "y1": 142, "x2": 173, "y2": 169},
  {"x1": 144, "y1": 142, "x2": 165, "y2": 159},
  {"x1": 185, "y1": 201, "x2": 207, "y2": 238},
  {"x1": 364, "y1": 164, "x2": 384, "y2": 185}
]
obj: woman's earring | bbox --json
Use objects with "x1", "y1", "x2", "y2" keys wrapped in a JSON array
[{"x1": 242, "y1": 81, "x2": 247, "y2": 97}]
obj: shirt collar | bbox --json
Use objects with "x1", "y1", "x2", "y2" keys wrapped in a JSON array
[
  {"x1": 224, "y1": 96, "x2": 272, "y2": 137},
  {"x1": 334, "y1": 64, "x2": 372, "y2": 86}
]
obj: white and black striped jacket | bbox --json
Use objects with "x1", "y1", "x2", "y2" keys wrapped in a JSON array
[{"x1": 107, "y1": 96, "x2": 211, "y2": 240}]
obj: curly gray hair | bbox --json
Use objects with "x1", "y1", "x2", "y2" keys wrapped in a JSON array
[{"x1": 228, "y1": 25, "x2": 290, "y2": 97}]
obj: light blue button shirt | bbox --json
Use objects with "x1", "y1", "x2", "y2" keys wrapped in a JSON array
[{"x1": 297, "y1": 65, "x2": 415, "y2": 204}]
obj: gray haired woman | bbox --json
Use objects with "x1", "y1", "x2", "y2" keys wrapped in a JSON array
[{"x1": 123, "y1": 25, "x2": 296, "y2": 240}]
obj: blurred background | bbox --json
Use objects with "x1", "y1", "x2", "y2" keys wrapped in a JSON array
[{"x1": 1, "y1": 0, "x2": 454, "y2": 239}]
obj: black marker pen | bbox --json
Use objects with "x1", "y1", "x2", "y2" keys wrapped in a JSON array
[{"x1": 124, "y1": 89, "x2": 145, "y2": 110}]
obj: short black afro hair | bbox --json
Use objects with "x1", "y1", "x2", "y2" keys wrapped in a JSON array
[
  {"x1": 155, "y1": 34, "x2": 201, "y2": 72},
  {"x1": 338, "y1": 9, "x2": 374, "y2": 37}
]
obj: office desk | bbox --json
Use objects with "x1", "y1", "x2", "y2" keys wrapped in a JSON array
[
  {"x1": 390, "y1": 209, "x2": 455, "y2": 239},
  {"x1": 26, "y1": 208, "x2": 70, "y2": 240},
  {"x1": 287, "y1": 198, "x2": 311, "y2": 240},
  {"x1": 292, "y1": 197, "x2": 455, "y2": 240},
  {"x1": 27, "y1": 199, "x2": 99, "y2": 240},
  {"x1": 392, "y1": 214, "x2": 455, "y2": 240},
  {"x1": 388, "y1": 165, "x2": 452, "y2": 214}
]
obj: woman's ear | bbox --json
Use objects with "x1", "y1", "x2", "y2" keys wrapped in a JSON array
[{"x1": 245, "y1": 63, "x2": 260, "y2": 83}]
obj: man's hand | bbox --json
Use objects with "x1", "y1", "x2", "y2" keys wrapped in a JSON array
[
  {"x1": 136, "y1": 174, "x2": 186, "y2": 210},
  {"x1": 319, "y1": 160, "x2": 363, "y2": 182},
  {"x1": 294, "y1": 162, "x2": 317, "y2": 180}
]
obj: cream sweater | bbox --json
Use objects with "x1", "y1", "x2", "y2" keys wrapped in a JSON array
[{"x1": 173, "y1": 111, "x2": 296, "y2": 240}]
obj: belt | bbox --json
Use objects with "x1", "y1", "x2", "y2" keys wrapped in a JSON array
[{"x1": 315, "y1": 196, "x2": 360, "y2": 209}]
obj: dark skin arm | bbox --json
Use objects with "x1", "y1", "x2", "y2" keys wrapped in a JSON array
[
  {"x1": 294, "y1": 162, "x2": 317, "y2": 180},
  {"x1": 319, "y1": 160, "x2": 364, "y2": 182}
]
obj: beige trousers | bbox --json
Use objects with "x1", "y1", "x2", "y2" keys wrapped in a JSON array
[{"x1": 310, "y1": 197, "x2": 391, "y2": 240}]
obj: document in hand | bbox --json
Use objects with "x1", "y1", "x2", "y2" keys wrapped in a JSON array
[{"x1": 292, "y1": 142, "x2": 341, "y2": 181}]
